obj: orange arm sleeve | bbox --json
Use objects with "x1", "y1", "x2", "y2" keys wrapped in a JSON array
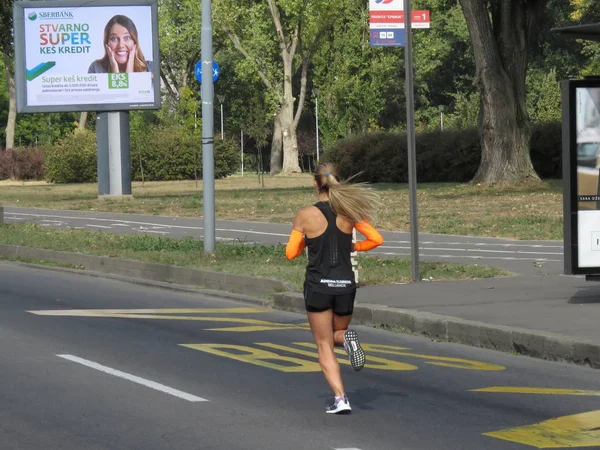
[
  {"x1": 354, "y1": 221, "x2": 384, "y2": 252},
  {"x1": 285, "y1": 230, "x2": 306, "y2": 260}
]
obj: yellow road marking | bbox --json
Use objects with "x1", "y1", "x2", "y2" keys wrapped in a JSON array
[
  {"x1": 473, "y1": 387, "x2": 600, "y2": 396},
  {"x1": 28, "y1": 308, "x2": 311, "y2": 332},
  {"x1": 261, "y1": 342, "x2": 418, "y2": 371},
  {"x1": 206, "y1": 324, "x2": 311, "y2": 332},
  {"x1": 180, "y1": 343, "x2": 321, "y2": 372},
  {"x1": 484, "y1": 410, "x2": 600, "y2": 448},
  {"x1": 28, "y1": 308, "x2": 269, "y2": 316},
  {"x1": 362, "y1": 343, "x2": 506, "y2": 371}
]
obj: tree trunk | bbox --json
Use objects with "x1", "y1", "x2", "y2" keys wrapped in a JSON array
[
  {"x1": 280, "y1": 54, "x2": 301, "y2": 174},
  {"x1": 270, "y1": 112, "x2": 283, "y2": 174},
  {"x1": 78, "y1": 112, "x2": 88, "y2": 130},
  {"x1": 460, "y1": 0, "x2": 541, "y2": 185},
  {"x1": 3, "y1": 52, "x2": 16, "y2": 150}
]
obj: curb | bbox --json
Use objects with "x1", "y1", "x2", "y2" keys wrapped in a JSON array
[
  {"x1": 272, "y1": 291, "x2": 600, "y2": 369},
  {"x1": 0, "y1": 244, "x2": 291, "y2": 298},
  {"x1": 3, "y1": 244, "x2": 600, "y2": 369}
]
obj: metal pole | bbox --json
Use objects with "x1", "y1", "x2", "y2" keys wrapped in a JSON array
[
  {"x1": 220, "y1": 103, "x2": 224, "y2": 139},
  {"x1": 404, "y1": 0, "x2": 420, "y2": 281},
  {"x1": 241, "y1": 129, "x2": 244, "y2": 177},
  {"x1": 201, "y1": 0, "x2": 215, "y2": 253},
  {"x1": 315, "y1": 94, "x2": 320, "y2": 162}
]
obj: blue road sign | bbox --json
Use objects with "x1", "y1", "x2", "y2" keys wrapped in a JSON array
[{"x1": 195, "y1": 60, "x2": 220, "y2": 83}]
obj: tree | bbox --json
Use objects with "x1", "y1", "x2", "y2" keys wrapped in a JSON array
[
  {"x1": 159, "y1": 0, "x2": 202, "y2": 109},
  {"x1": 215, "y1": 0, "x2": 348, "y2": 174},
  {"x1": 459, "y1": 0, "x2": 546, "y2": 184},
  {"x1": 569, "y1": 0, "x2": 600, "y2": 76},
  {"x1": 0, "y1": 0, "x2": 15, "y2": 149},
  {"x1": 311, "y1": 4, "x2": 405, "y2": 146}
]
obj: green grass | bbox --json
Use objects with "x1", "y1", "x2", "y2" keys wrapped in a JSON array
[{"x1": 0, "y1": 224, "x2": 512, "y2": 290}]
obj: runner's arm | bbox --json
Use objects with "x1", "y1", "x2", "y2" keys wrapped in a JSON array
[
  {"x1": 285, "y1": 230, "x2": 306, "y2": 260},
  {"x1": 354, "y1": 221, "x2": 384, "y2": 251}
]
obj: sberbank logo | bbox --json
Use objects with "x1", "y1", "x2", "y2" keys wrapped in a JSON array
[
  {"x1": 38, "y1": 11, "x2": 74, "y2": 19},
  {"x1": 28, "y1": 12, "x2": 37, "y2": 21}
]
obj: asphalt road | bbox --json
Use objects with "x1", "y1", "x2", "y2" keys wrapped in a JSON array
[
  {"x1": 2, "y1": 261, "x2": 600, "y2": 450},
  {"x1": 3, "y1": 207, "x2": 564, "y2": 276}
]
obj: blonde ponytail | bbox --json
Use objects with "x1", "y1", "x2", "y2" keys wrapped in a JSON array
[{"x1": 314, "y1": 162, "x2": 382, "y2": 224}]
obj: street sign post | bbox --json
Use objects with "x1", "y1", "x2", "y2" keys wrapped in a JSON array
[{"x1": 200, "y1": 0, "x2": 215, "y2": 254}]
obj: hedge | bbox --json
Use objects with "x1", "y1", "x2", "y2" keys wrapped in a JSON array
[
  {"x1": 44, "y1": 129, "x2": 97, "y2": 183},
  {"x1": 324, "y1": 122, "x2": 562, "y2": 183},
  {"x1": 131, "y1": 124, "x2": 240, "y2": 181},
  {"x1": 38, "y1": 125, "x2": 240, "y2": 183},
  {"x1": 0, "y1": 147, "x2": 46, "y2": 180}
]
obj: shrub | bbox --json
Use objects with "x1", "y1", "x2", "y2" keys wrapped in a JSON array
[
  {"x1": 44, "y1": 129, "x2": 97, "y2": 183},
  {"x1": 324, "y1": 122, "x2": 561, "y2": 183},
  {"x1": 0, "y1": 147, "x2": 46, "y2": 180},
  {"x1": 131, "y1": 124, "x2": 239, "y2": 181}
]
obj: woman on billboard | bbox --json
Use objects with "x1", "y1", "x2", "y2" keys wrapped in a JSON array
[{"x1": 88, "y1": 15, "x2": 153, "y2": 74}]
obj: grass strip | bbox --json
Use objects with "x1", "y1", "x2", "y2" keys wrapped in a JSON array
[{"x1": 0, "y1": 224, "x2": 511, "y2": 290}]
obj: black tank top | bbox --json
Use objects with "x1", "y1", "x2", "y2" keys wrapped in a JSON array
[{"x1": 304, "y1": 201, "x2": 356, "y2": 294}]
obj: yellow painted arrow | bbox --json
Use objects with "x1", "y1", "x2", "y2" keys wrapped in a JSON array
[{"x1": 476, "y1": 387, "x2": 600, "y2": 448}]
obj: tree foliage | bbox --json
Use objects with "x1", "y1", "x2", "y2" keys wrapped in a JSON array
[{"x1": 1, "y1": 0, "x2": 600, "y2": 185}]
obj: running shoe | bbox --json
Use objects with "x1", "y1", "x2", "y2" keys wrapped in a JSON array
[
  {"x1": 343, "y1": 330, "x2": 365, "y2": 371},
  {"x1": 326, "y1": 395, "x2": 352, "y2": 414}
]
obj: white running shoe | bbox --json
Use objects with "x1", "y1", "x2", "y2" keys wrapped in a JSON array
[
  {"x1": 343, "y1": 330, "x2": 365, "y2": 371},
  {"x1": 326, "y1": 395, "x2": 352, "y2": 414}
]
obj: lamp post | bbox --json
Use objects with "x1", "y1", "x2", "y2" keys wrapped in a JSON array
[
  {"x1": 313, "y1": 88, "x2": 320, "y2": 162},
  {"x1": 217, "y1": 94, "x2": 225, "y2": 139},
  {"x1": 439, "y1": 105, "x2": 444, "y2": 131}
]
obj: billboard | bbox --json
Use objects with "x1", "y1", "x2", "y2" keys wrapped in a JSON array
[
  {"x1": 562, "y1": 79, "x2": 600, "y2": 274},
  {"x1": 13, "y1": 0, "x2": 160, "y2": 113}
]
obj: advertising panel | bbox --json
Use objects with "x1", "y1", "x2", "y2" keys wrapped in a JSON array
[
  {"x1": 575, "y1": 85, "x2": 600, "y2": 268},
  {"x1": 13, "y1": 0, "x2": 160, "y2": 113},
  {"x1": 562, "y1": 79, "x2": 600, "y2": 275}
]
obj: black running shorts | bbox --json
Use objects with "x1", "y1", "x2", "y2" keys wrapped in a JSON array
[{"x1": 303, "y1": 286, "x2": 356, "y2": 316}]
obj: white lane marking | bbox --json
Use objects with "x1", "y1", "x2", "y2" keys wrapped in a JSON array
[
  {"x1": 111, "y1": 223, "x2": 130, "y2": 227},
  {"x1": 142, "y1": 230, "x2": 170, "y2": 235},
  {"x1": 378, "y1": 245, "x2": 562, "y2": 256},
  {"x1": 334, "y1": 448, "x2": 363, "y2": 450},
  {"x1": 9, "y1": 212, "x2": 289, "y2": 237},
  {"x1": 385, "y1": 240, "x2": 562, "y2": 249},
  {"x1": 86, "y1": 224, "x2": 113, "y2": 229},
  {"x1": 374, "y1": 252, "x2": 562, "y2": 262},
  {"x1": 57, "y1": 354, "x2": 209, "y2": 402},
  {"x1": 40, "y1": 220, "x2": 65, "y2": 224},
  {"x1": 6, "y1": 216, "x2": 24, "y2": 220}
]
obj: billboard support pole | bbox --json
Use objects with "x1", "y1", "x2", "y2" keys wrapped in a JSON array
[
  {"x1": 201, "y1": 0, "x2": 216, "y2": 254},
  {"x1": 97, "y1": 111, "x2": 131, "y2": 197},
  {"x1": 97, "y1": 112, "x2": 110, "y2": 196}
]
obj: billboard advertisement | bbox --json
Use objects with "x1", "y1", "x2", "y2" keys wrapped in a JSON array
[
  {"x1": 13, "y1": 0, "x2": 160, "y2": 113},
  {"x1": 562, "y1": 79, "x2": 600, "y2": 274}
]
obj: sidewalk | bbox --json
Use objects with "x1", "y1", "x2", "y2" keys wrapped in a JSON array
[{"x1": 3, "y1": 242, "x2": 600, "y2": 369}]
